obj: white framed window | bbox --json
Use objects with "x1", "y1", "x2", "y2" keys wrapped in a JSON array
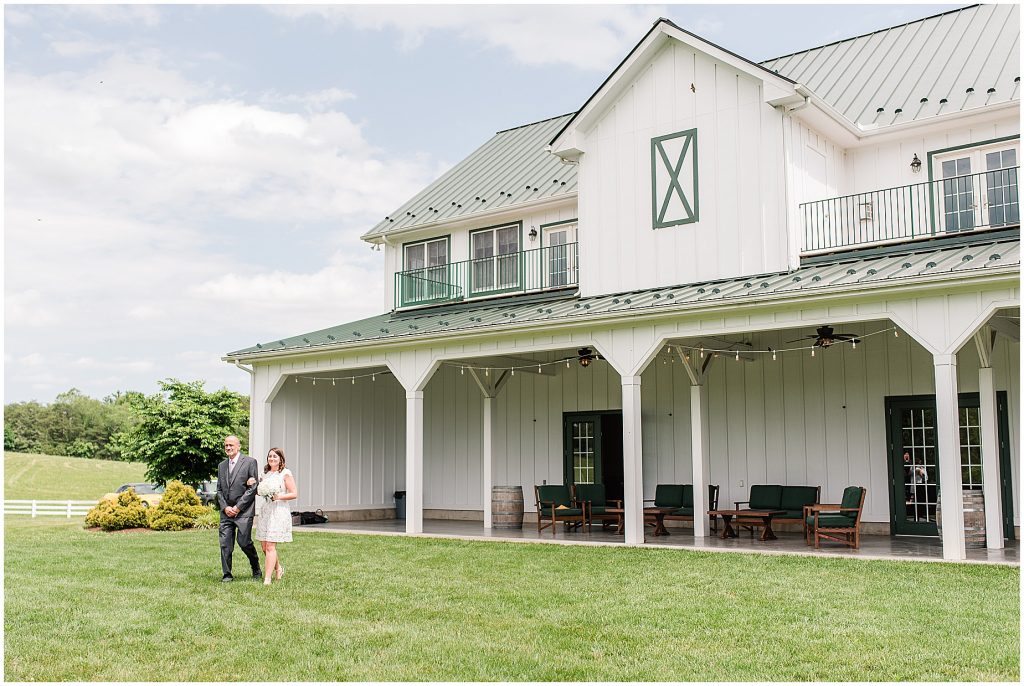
[
  {"x1": 470, "y1": 224, "x2": 520, "y2": 294},
  {"x1": 402, "y1": 237, "x2": 449, "y2": 302},
  {"x1": 934, "y1": 140, "x2": 1019, "y2": 232}
]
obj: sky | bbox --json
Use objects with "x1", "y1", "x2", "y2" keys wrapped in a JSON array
[{"x1": 4, "y1": 2, "x2": 964, "y2": 404}]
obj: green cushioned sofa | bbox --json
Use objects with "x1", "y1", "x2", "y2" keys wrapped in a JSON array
[{"x1": 734, "y1": 484, "x2": 821, "y2": 529}]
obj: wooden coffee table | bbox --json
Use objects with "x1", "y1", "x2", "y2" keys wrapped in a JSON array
[
  {"x1": 644, "y1": 507, "x2": 673, "y2": 536},
  {"x1": 709, "y1": 509, "x2": 786, "y2": 541},
  {"x1": 605, "y1": 507, "x2": 625, "y2": 534}
]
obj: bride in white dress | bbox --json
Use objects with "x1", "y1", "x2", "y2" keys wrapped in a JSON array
[{"x1": 254, "y1": 447, "x2": 298, "y2": 586}]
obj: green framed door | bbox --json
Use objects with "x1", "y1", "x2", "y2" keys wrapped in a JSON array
[
  {"x1": 886, "y1": 393, "x2": 1015, "y2": 538},
  {"x1": 562, "y1": 412, "x2": 624, "y2": 502}
]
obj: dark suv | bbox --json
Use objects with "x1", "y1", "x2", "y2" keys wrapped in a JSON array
[{"x1": 196, "y1": 480, "x2": 219, "y2": 507}]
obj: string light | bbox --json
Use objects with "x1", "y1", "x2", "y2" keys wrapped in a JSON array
[
  {"x1": 735, "y1": 350, "x2": 739, "y2": 362},
  {"x1": 699, "y1": 347, "x2": 704, "y2": 358},
  {"x1": 894, "y1": 328, "x2": 899, "y2": 338},
  {"x1": 772, "y1": 349, "x2": 777, "y2": 361},
  {"x1": 852, "y1": 341, "x2": 856, "y2": 350},
  {"x1": 351, "y1": 377, "x2": 355, "y2": 385},
  {"x1": 332, "y1": 379, "x2": 336, "y2": 386},
  {"x1": 811, "y1": 348, "x2": 815, "y2": 357}
]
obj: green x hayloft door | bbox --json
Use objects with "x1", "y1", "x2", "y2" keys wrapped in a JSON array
[{"x1": 651, "y1": 128, "x2": 699, "y2": 229}]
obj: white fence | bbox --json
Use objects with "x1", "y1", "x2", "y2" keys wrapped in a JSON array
[{"x1": 4, "y1": 500, "x2": 95, "y2": 517}]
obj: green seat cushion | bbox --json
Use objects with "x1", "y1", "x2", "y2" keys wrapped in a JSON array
[
  {"x1": 806, "y1": 514, "x2": 856, "y2": 528},
  {"x1": 840, "y1": 486, "x2": 864, "y2": 510},
  {"x1": 776, "y1": 510, "x2": 805, "y2": 520},
  {"x1": 574, "y1": 483, "x2": 606, "y2": 508},
  {"x1": 654, "y1": 484, "x2": 685, "y2": 508},
  {"x1": 681, "y1": 485, "x2": 694, "y2": 509},
  {"x1": 780, "y1": 486, "x2": 819, "y2": 511},
  {"x1": 590, "y1": 505, "x2": 612, "y2": 515},
  {"x1": 540, "y1": 506, "x2": 584, "y2": 517},
  {"x1": 537, "y1": 485, "x2": 573, "y2": 508},
  {"x1": 748, "y1": 485, "x2": 783, "y2": 510},
  {"x1": 671, "y1": 507, "x2": 695, "y2": 517}
]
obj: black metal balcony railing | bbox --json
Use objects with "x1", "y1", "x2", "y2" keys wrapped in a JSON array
[
  {"x1": 395, "y1": 242, "x2": 579, "y2": 309},
  {"x1": 801, "y1": 167, "x2": 1019, "y2": 254}
]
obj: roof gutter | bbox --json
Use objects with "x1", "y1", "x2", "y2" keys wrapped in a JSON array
[{"x1": 223, "y1": 266, "x2": 1018, "y2": 364}]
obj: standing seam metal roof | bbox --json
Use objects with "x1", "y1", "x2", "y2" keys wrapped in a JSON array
[
  {"x1": 760, "y1": 4, "x2": 1020, "y2": 129},
  {"x1": 227, "y1": 237, "x2": 1019, "y2": 358},
  {"x1": 361, "y1": 114, "x2": 577, "y2": 240}
]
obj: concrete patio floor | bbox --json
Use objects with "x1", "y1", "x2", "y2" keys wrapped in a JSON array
[{"x1": 300, "y1": 518, "x2": 1019, "y2": 566}]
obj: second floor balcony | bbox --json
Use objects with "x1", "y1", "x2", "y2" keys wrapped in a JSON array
[
  {"x1": 801, "y1": 167, "x2": 1019, "y2": 255},
  {"x1": 395, "y1": 242, "x2": 579, "y2": 309}
]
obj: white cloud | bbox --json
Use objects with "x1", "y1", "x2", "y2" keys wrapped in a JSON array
[
  {"x1": 5, "y1": 49, "x2": 441, "y2": 402},
  {"x1": 267, "y1": 4, "x2": 664, "y2": 71},
  {"x1": 60, "y1": 5, "x2": 162, "y2": 28}
]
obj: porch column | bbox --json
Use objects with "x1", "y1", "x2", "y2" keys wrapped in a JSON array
[
  {"x1": 690, "y1": 383, "x2": 711, "y2": 537},
  {"x1": 933, "y1": 354, "x2": 966, "y2": 561},
  {"x1": 405, "y1": 390, "x2": 425, "y2": 534},
  {"x1": 621, "y1": 375, "x2": 644, "y2": 545},
  {"x1": 978, "y1": 368, "x2": 1004, "y2": 549},
  {"x1": 482, "y1": 395, "x2": 494, "y2": 528}
]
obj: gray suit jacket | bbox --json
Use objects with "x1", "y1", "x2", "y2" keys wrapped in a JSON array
[{"x1": 217, "y1": 454, "x2": 259, "y2": 520}]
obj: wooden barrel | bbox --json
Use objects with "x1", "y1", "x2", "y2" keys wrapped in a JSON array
[
  {"x1": 936, "y1": 489, "x2": 986, "y2": 548},
  {"x1": 491, "y1": 486, "x2": 524, "y2": 529}
]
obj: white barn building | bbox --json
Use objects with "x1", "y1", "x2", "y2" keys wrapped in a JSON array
[{"x1": 226, "y1": 6, "x2": 1020, "y2": 561}]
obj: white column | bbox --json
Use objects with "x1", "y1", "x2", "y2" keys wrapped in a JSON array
[
  {"x1": 934, "y1": 354, "x2": 966, "y2": 561},
  {"x1": 690, "y1": 383, "x2": 711, "y2": 537},
  {"x1": 405, "y1": 391, "x2": 424, "y2": 534},
  {"x1": 621, "y1": 375, "x2": 644, "y2": 545},
  {"x1": 978, "y1": 367, "x2": 1004, "y2": 549},
  {"x1": 482, "y1": 395, "x2": 494, "y2": 529}
]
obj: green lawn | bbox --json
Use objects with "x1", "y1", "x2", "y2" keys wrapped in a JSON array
[
  {"x1": 3, "y1": 518, "x2": 1019, "y2": 681},
  {"x1": 4, "y1": 452, "x2": 148, "y2": 500}
]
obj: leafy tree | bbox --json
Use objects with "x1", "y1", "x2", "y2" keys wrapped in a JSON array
[{"x1": 113, "y1": 379, "x2": 249, "y2": 485}]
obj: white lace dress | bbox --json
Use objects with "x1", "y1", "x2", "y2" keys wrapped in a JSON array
[{"x1": 254, "y1": 468, "x2": 293, "y2": 543}]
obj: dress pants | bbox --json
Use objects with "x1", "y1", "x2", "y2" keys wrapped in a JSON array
[{"x1": 219, "y1": 516, "x2": 261, "y2": 577}]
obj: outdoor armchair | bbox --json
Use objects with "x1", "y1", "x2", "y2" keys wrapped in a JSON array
[
  {"x1": 535, "y1": 484, "x2": 588, "y2": 536},
  {"x1": 804, "y1": 486, "x2": 867, "y2": 549},
  {"x1": 572, "y1": 483, "x2": 621, "y2": 531}
]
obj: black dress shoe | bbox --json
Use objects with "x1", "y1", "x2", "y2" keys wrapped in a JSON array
[
  {"x1": 253, "y1": 570, "x2": 263, "y2": 580},
  {"x1": 221, "y1": 575, "x2": 234, "y2": 583}
]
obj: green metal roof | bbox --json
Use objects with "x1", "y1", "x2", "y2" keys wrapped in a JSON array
[
  {"x1": 761, "y1": 4, "x2": 1019, "y2": 129},
  {"x1": 226, "y1": 237, "x2": 1019, "y2": 359},
  {"x1": 360, "y1": 114, "x2": 577, "y2": 241}
]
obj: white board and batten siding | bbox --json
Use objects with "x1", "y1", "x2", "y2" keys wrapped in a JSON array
[
  {"x1": 578, "y1": 42, "x2": 790, "y2": 297},
  {"x1": 259, "y1": 331, "x2": 1019, "y2": 527}
]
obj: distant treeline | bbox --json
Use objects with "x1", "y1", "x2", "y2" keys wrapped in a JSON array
[{"x1": 4, "y1": 383, "x2": 249, "y2": 466}]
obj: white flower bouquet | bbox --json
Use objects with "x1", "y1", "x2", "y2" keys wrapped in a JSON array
[{"x1": 257, "y1": 479, "x2": 283, "y2": 503}]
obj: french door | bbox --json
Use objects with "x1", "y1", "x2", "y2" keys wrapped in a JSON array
[
  {"x1": 937, "y1": 142, "x2": 1019, "y2": 232},
  {"x1": 886, "y1": 393, "x2": 1014, "y2": 538},
  {"x1": 403, "y1": 238, "x2": 449, "y2": 303},
  {"x1": 562, "y1": 412, "x2": 623, "y2": 502},
  {"x1": 543, "y1": 223, "x2": 577, "y2": 288},
  {"x1": 470, "y1": 225, "x2": 520, "y2": 295}
]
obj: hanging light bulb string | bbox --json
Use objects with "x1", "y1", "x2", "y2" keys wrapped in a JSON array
[{"x1": 288, "y1": 327, "x2": 901, "y2": 384}]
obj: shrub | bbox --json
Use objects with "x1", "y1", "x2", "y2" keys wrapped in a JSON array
[
  {"x1": 193, "y1": 505, "x2": 220, "y2": 530},
  {"x1": 84, "y1": 488, "x2": 148, "y2": 531},
  {"x1": 146, "y1": 480, "x2": 209, "y2": 531}
]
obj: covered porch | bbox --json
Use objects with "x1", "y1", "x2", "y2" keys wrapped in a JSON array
[{"x1": 299, "y1": 518, "x2": 1020, "y2": 566}]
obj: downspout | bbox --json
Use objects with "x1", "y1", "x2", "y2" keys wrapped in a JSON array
[
  {"x1": 780, "y1": 85, "x2": 811, "y2": 271},
  {"x1": 233, "y1": 360, "x2": 256, "y2": 454}
]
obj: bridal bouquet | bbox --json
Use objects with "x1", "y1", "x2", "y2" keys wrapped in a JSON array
[{"x1": 257, "y1": 479, "x2": 283, "y2": 503}]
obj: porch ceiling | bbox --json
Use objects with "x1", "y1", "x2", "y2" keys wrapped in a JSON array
[{"x1": 226, "y1": 237, "x2": 1019, "y2": 360}]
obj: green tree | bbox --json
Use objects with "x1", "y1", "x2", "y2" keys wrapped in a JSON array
[{"x1": 114, "y1": 379, "x2": 248, "y2": 485}]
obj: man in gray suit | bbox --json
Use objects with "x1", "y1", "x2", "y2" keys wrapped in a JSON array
[{"x1": 217, "y1": 435, "x2": 262, "y2": 582}]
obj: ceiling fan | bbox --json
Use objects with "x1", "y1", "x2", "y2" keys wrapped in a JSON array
[{"x1": 786, "y1": 325, "x2": 861, "y2": 348}]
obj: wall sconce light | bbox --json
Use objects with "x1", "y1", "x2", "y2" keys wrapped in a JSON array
[
  {"x1": 910, "y1": 154, "x2": 922, "y2": 174},
  {"x1": 528, "y1": 226, "x2": 538, "y2": 240}
]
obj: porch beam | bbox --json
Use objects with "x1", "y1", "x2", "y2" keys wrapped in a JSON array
[
  {"x1": 405, "y1": 391, "x2": 425, "y2": 534},
  {"x1": 621, "y1": 375, "x2": 645, "y2": 545},
  {"x1": 933, "y1": 354, "x2": 966, "y2": 561}
]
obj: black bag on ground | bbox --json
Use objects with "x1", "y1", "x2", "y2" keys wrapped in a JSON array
[{"x1": 297, "y1": 509, "x2": 328, "y2": 525}]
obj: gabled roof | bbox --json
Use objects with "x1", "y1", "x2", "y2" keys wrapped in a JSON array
[
  {"x1": 227, "y1": 237, "x2": 1019, "y2": 360},
  {"x1": 361, "y1": 114, "x2": 577, "y2": 241},
  {"x1": 549, "y1": 17, "x2": 798, "y2": 153},
  {"x1": 760, "y1": 4, "x2": 1020, "y2": 130}
]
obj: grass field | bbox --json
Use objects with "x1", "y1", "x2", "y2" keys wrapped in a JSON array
[
  {"x1": 3, "y1": 517, "x2": 1019, "y2": 681},
  {"x1": 4, "y1": 452, "x2": 148, "y2": 500}
]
